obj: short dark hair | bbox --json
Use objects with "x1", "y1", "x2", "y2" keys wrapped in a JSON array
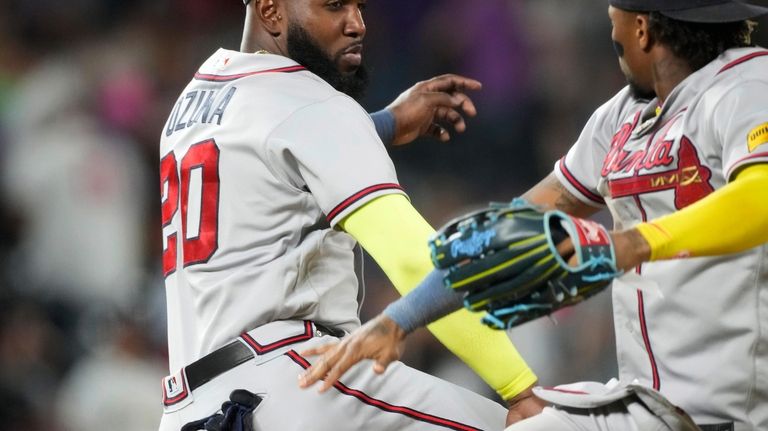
[{"x1": 647, "y1": 12, "x2": 756, "y2": 71}]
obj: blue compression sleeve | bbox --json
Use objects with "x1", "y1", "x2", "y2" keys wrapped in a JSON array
[
  {"x1": 370, "y1": 109, "x2": 396, "y2": 146},
  {"x1": 382, "y1": 269, "x2": 465, "y2": 334}
]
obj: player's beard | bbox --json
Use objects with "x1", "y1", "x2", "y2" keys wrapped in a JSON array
[
  {"x1": 613, "y1": 39, "x2": 656, "y2": 100},
  {"x1": 286, "y1": 23, "x2": 369, "y2": 100},
  {"x1": 627, "y1": 79, "x2": 656, "y2": 101}
]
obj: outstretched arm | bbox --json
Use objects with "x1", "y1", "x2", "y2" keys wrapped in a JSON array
[
  {"x1": 525, "y1": 164, "x2": 768, "y2": 269},
  {"x1": 629, "y1": 163, "x2": 768, "y2": 265},
  {"x1": 298, "y1": 194, "x2": 540, "y2": 412},
  {"x1": 370, "y1": 74, "x2": 482, "y2": 146}
]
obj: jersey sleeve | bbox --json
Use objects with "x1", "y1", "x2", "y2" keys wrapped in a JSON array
[
  {"x1": 266, "y1": 95, "x2": 407, "y2": 227},
  {"x1": 712, "y1": 80, "x2": 768, "y2": 180},
  {"x1": 552, "y1": 92, "x2": 630, "y2": 208}
]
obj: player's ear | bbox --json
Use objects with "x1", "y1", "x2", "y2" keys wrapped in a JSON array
[
  {"x1": 635, "y1": 13, "x2": 652, "y2": 51},
  {"x1": 255, "y1": 0, "x2": 285, "y2": 37}
]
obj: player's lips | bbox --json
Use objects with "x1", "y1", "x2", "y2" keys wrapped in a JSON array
[{"x1": 340, "y1": 44, "x2": 363, "y2": 68}]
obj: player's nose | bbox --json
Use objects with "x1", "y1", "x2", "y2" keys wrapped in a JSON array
[{"x1": 343, "y1": 6, "x2": 366, "y2": 39}]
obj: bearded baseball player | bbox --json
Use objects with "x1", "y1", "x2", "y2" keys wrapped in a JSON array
[
  {"x1": 157, "y1": 0, "x2": 546, "y2": 430},
  {"x1": 299, "y1": 1, "x2": 768, "y2": 430}
]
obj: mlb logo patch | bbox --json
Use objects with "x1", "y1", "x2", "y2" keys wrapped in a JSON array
[{"x1": 162, "y1": 369, "x2": 191, "y2": 408}]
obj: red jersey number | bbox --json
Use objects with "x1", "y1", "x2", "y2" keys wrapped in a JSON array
[{"x1": 160, "y1": 139, "x2": 220, "y2": 277}]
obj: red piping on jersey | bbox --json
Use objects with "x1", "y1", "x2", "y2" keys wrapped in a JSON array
[
  {"x1": 725, "y1": 151, "x2": 768, "y2": 179},
  {"x1": 717, "y1": 51, "x2": 768, "y2": 74},
  {"x1": 285, "y1": 351, "x2": 483, "y2": 431},
  {"x1": 637, "y1": 290, "x2": 661, "y2": 390},
  {"x1": 326, "y1": 183, "x2": 405, "y2": 223},
  {"x1": 239, "y1": 320, "x2": 313, "y2": 354},
  {"x1": 632, "y1": 196, "x2": 648, "y2": 225},
  {"x1": 194, "y1": 65, "x2": 306, "y2": 82},
  {"x1": 558, "y1": 158, "x2": 605, "y2": 205},
  {"x1": 630, "y1": 198, "x2": 660, "y2": 390}
]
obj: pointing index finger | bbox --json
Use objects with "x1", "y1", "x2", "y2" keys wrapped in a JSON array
[{"x1": 424, "y1": 74, "x2": 483, "y2": 93}]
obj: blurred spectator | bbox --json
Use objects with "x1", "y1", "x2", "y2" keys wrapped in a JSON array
[
  {"x1": 55, "y1": 311, "x2": 165, "y2": 431},
  {"x1": 2, "y1": 57, "x2": 149, "y2": 312},
  {"x1": 0, "y1": 295, "x2": 66, "y2": 430}
]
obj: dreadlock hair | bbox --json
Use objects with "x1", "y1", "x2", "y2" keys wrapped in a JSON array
[{"x1": 647, "y1": 12, "x2": 756, "y2": 71}]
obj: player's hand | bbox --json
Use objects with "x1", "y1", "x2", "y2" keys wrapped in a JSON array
[
  {"x1": 297, "y1": 314, "x2": 406, "y2": 393},
  {"x1": 385, "y1": 74, "x2": 482, "y2": 146},
  {"x1": 505, "y1": 384, "x2": 547, "y2": 426}
]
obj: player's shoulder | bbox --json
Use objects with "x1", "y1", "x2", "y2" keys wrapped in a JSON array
[
  {"x1": 694, "y1": 47, "x2": 768, "y2": 103},
  {"x1": 195, "y1": 49, "x2": 354, "y2": 107},
  {"x1": 711, "y1": 46, "x2": 768, "y2": 78},
  {"x1": 194, "y1": 48, "x2": 367, "y2": 127},
  {"x1": 694, "y1": 47, "x2": 768, "y2": 91}
]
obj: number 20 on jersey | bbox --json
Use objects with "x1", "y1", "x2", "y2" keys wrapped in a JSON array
[{"x1": 160, "y1": 139, "x2": 220, "y2": 277}]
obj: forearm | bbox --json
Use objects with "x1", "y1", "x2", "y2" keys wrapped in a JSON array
[
  {"x1": 635, "y1": 163, "x2": 768, "y2": 260},
  {"x1": 341, "y1": 194, "x2": 537, "y2": 400},
  {"x1": 523, "y1": 173, "x2": 600, "y2": 218}
]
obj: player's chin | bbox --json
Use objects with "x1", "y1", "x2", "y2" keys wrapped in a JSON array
[{"x1": 338, "y1": 53, "x2": 362, "y2": 71}]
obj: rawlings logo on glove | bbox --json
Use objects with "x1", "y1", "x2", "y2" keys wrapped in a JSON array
[{"x1": 429, "y1": 199, "x2": 621, "y2": 330}]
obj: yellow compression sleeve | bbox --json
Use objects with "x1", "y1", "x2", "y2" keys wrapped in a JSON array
[
  {"x1": 340, "y1": 194, "x2": 537, "y2": 400},
  {"x1": 636, "y1": 163, "x2": 768, "y2": 260}
]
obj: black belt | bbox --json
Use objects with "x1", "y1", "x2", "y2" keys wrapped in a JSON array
[
  {"x1": 186, "y1": 340, "x2": 253, "y2": 392},
  {"x1": 185, "y1": 322, "x2": 343, "y2": 392},
  {"x1": 698, "y1": 423, "x2": 733, "y2": 431}
]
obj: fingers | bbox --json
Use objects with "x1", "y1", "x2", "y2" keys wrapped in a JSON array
[
  {"x1": 451, "y1": 92, "x2": 478, "y2": 118},
  {"x1": 299, "y1": 341, "x2": 338, "y2": 357},
  {"x1": 435, "y1": 106, "x2": 466, "y2": 132},
  {"x1": 555, "y1": 238, "x2": 576, "y2": 263},
  {"x1": 419, "y1": 92, "x2": 477, "y2": 141},
  {"x1": 426, "y1": 123, "x2": 450, "y2": 142},
  {"x1": 421, "y1": 91, "x2": 477, "y2": 117},
  {"x1": 298, "y1": 342, "x2": 344, "y2": 390},
  {"x1": 372, "y1": 351, "x2": 398, "y2": 374},
  {"x1": 318, "y1": 350, "x2": 358, "y2": 392},
  {"x1": 423, "y1": 74, "x2": 482, "y2": 93}
]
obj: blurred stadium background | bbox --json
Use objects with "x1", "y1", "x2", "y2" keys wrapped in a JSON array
[{"x1": 0, "y1": 1, "x2": 766, "y2": 429}]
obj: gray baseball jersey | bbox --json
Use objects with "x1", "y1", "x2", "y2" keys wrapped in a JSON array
[
  {"x1": 158, "y1": 49, "x2": 507, "y2": 431},
  {"x1": 160, "y1": 49, "x2": 406, "y2": 372},
  {"x1": 554, "y1": 47, "x2": 768, "y2": 430}
]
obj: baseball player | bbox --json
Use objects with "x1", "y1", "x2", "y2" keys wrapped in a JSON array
[
  {"x1": 157, "y1": 0, "x2": 545, "y2": 430},
  {"x1": 299, "y1": 1, "x2": 768, "y2": 430}
]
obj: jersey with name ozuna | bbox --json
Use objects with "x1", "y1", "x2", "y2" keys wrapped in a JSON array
[{"x1": 159, "y1": 49, "x2": 406, "y2": 372}]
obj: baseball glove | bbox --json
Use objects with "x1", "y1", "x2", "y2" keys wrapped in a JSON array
[{"x1": 428, "y1": 199, "x2": 620, "y2": 330}]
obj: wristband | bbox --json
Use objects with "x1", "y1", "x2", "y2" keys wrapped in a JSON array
[
  {"x1": 383, "y1": 270, "x2": 464, "y2": 334},
  {"x1": 370, "y1": 109, "x2": 396, "y2": 146}
]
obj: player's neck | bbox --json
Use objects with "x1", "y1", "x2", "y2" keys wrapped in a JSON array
[
  {"x1": 651, "y1": 53, "x2": 693, "y2": 103},
  {"x1": 241, "y1": 9, "x2": 283, "y2": 55}
]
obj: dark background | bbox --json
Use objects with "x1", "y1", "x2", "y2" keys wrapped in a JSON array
[{"x1": 0, "y1": 1, "x2": 766, "y2": 429}]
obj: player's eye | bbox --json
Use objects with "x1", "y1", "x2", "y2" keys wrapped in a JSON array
[{"x1": 326, "y1": 0, "x2": 343, "y2": 10}]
